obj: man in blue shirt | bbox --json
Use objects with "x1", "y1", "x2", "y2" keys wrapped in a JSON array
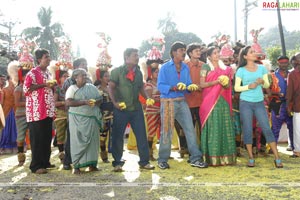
[{"x1": 157, "y1": 41, "x2": 208, "y2": 169}]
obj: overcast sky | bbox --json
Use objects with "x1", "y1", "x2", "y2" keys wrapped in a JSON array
[{"x1": 1, "y1": 0, "x2": 299, "y2": 66}]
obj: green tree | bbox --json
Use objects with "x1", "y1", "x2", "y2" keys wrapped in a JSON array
[
  {"x1": 162, "y1": 32, "x2": 202, "y2": 61},
  {"x1": 266, "y1": 45, "x2": 282, "y2": 68},
  {"x1": 139, "y1": 15, "x2": 202, "y2": 61},
  {"x1": 21, "y1": 7, "x2": 65, "y2": 60},
  {"x1": 157, "y1": 12, "x2": 177, "y2": 35},
  {"x1": 266, "y1": 45, "x2": 299, "y2": 70},
  {"x1": 139, "y1": 32, "x2": 202, "y2": 61},
  {"x1": 138, "y1": 40, "x2": 152, "y2": 58},
  {"x1": 0, "y1": 56, "x2": 10, "y2": 74},
  {"x1": 260, "y1": 26, "x2": 300, "y2": 51},
  {"x1": 287, "y1": 45, "x2": 300, "y2": 58}
]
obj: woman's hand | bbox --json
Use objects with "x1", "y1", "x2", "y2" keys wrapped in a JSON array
[
  {"x1": 248, "y1": 82, "x2": 259, "y2": 89},
  {"x1": 218, "y1": 75, "x2": 229, "y2": 86},
  {"x1": 255, "y1": 78, "x2": 264, "y2": 85},
  {"x1": 207, "y1": 80, "x2": 219, "y2": 87},
  {"x1": 88, "y1": 99, "x2": 96, "y2": 107}
]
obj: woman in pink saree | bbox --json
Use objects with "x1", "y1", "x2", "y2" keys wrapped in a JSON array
[{"x1": 199, "y1": 46, "x2": 236, "y2": 166}]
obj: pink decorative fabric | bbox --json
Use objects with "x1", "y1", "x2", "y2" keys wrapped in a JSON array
[
  {"x1": 200, "y1": 66, "x2": 233, "y2": 129},
  {"x1": 220, "y1": 43, "x2": 234, "y2": 58}
]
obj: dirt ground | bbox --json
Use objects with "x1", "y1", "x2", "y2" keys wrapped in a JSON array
[{"x1": 0, "y1": 142, "x2": 299, "y2": 200}]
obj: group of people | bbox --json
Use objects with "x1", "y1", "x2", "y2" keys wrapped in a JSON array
[
  {"x1": 125, "y1": 41, "x2": 300, "y2": 170},
  {"x1": 0, "y1": 39, "x2": 299, "y2": 174}
]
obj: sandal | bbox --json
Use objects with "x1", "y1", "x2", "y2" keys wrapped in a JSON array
[
  {"x1": 289, "y1": 154, "x2": 299, "y2": 158},
  {"x1": 247, "y1": 159, "x2": 255, "y2": 167},
  {"x1": 274, "y1": 159, "x2": 283, "y2": 168}
]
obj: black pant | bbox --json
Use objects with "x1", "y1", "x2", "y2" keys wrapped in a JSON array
[
  {"x1": 28, "y1": 117, "x2": 53, "y2": 173},
  {"x1": 63, "y1": 122, "x2": 72, "y2": 165}
]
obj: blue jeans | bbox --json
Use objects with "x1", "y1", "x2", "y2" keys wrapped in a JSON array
[
  {"x1": 111, "y1": 107, "x2": 149, "y2": 167},
  {"x1": 239, "y1": 100, "x2": 275, "y2": 145},
  {"x1": 158, "y1": 100, "x2": 202, "y2": 163}
]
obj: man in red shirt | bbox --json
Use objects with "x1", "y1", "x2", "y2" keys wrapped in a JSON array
[
  {"x1": 23, "y1": 49, "x2": 56, "y2": 174},
  {"x1": 185, "y1": 43, "x2": 204, "y2": 127}
]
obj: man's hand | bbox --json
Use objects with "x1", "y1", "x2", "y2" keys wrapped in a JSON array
[
  {"x1": 118, "y1": 102, "x2": 126, "y2": 110},
  {"x1": 177, "y1": 82, "x2": 186, "y2": 90},
  {"x1": 46, "y1": 80, "x2": 57, "y2": 88},
  {"x1": 187, "y1": 84, "x2": 199, "y2": 91},
  {"x1": 287, "y1": 107, "x2": 294, "y2": 117}
]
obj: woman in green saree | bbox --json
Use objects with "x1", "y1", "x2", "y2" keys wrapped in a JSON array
[
  {"x1": 199, "y1": 46, "x2": 236, "y2": 166},
  {"x1": 65, "y1": 69, "x2": 103, "y2": 174}
]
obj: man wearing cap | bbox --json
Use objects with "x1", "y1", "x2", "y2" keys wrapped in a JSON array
[
  {"x1": 157, "y1": 41, "x2": 208, "y2": 169},
  {"x1": 269, "y1": 55, "x2": 293, "y2": 152},
  {"x1": 286, "y1": 52, "x2": 300, "y2": 157}
]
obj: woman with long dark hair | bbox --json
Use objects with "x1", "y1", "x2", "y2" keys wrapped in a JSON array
[
  {"x1": 234, "y1": 46, "x2": 283, "y2": 168},
  {"x1": 94, "y1": 69, "x2": 113, "y2": 163}
]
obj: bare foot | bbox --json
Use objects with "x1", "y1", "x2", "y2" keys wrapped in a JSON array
[
  {"x1": 88, "y1": 166, "x2": 99, "y2": 172},
  {"x1": 73, "y1": 168, "x2": 82, "y2": 175},
  {"x1": 35, "y1": 168, "x2": 47, "y2": 174}
]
